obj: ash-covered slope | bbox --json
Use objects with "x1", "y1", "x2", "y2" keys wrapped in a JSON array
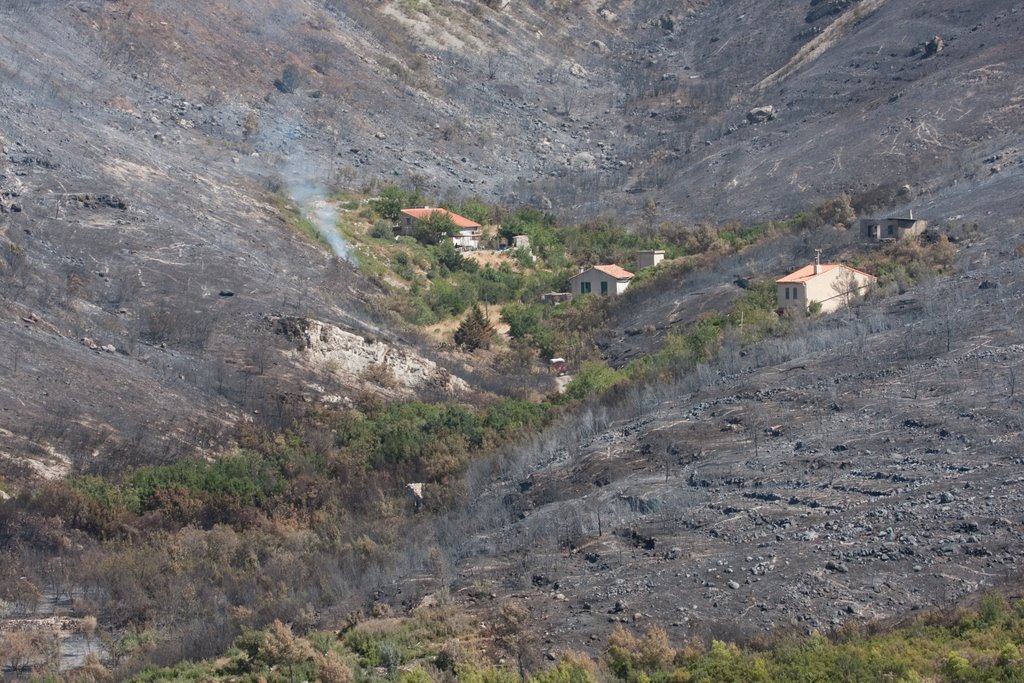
[
  {"x1": 446, "y1": 249, "x2": 1024, "y2": 653},
  {"x1": 1, "y1": 0, "x2": 1022, "y2": 478},
  {"x1": 9, "y1": 0, "x2": 1019, "y2": 222},
  {"x1": 0, "y1": 1, "x2": 467, "y2": 478}
]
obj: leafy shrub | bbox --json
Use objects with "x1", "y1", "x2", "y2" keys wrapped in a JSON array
[
  {"x1": 501, "y1": 303, "x2": 542, "y2": 340},
  {"x1": 371, "y1": 186, "x2": 424, "y2": 221},
  {"x1": 415, "y1": 212, "x2": 459, "y2": 245},
  {"x1": 426, "y1": 280, "x2": 474, "y2": 317},
  {"x1": 371, "y1": 220, "x2": 394, "y2": 239},
  {"x1": 561, "y1": 362, "x2": 625, "y2": 402},
  {"x1": 433, "y1": 240, "x2": 466, "y2": 273},
  {"x1": 532, "y1": 652, "x2": 600, "y2": 683}
]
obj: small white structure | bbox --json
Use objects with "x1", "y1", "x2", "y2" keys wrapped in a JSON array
[
  {"x1": 406, "y1": 482, "x2": 424, "y2": 512},
  {"x1": 452, "y1": 227, "x2": 482, "y2": 250},
  {"x1": 636, "y1": 250, "x2": 665, "y2": 269},
  {"x1": 569, "y1": 264, "x2": 634, "y2": 297},
  {"x1": 776, "y1": 254, "x2": 875, "y2": 314},
  {"x1": 510, "y1": 234, "x2": 531, "y2": 250}
]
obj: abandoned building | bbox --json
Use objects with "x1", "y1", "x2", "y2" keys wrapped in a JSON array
[
  {"x1": 398, "y1": 207, "x2": 482, "y2": 249},
  {"x1": 858, "y1": 213, "x2": 928, "y2": 241},
  {"x1": 510, "y1": 234, "x2": 531, "y2": 250},
  {"x1": 776, "y1": 255, "x2": 876, "y2": 314},
  {"x1": 569, "y1": 264, "x2": 635, "y2": 297},
  {"x1": 636, "y1": 249, "x2": 665, "y2": 269}
]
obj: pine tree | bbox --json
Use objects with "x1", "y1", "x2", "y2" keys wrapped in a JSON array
[{"x1": 454, "y1": 304, "x2": 494, "y2": 351}]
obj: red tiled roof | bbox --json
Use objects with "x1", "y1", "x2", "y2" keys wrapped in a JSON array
[
  {"x1": 400, "y1": 207, "x2": 480, "y2": 229},
  {"x1": 776, "y1": 263, "x2": 874, "y2": 284},
  {"x1": 592, "y1": 264, "x2": 635, "y2": 280}
]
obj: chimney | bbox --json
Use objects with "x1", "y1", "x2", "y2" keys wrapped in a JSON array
[{"x1": 813, "y1": 249, "x2": 822, "y2": 275}]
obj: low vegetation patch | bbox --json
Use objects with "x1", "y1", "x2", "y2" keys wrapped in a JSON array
[{"x1": 125, "y1": 594, "x2": 1024, "y2": 682}]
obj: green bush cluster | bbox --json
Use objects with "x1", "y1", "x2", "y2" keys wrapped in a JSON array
[
  {"x1": 598, "y1": 598, "x2": 1024, "y2": 683},
  {"x1": 44, "y1": 396, "x2": 552, "y2": 538},
  {"x1": 626, "y1": 280, "x2": 780, "y2": 383},
  {"x1": 371, "y1": 185, "x2": 425, "y2": 221}
]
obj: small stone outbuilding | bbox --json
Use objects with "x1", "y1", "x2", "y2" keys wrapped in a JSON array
[
  {"x1": 636, "y1": 250, "x2": 665, "y2": 270},
  {"x1": 858, "y1": 215, "x2": 927, "y2": 241}
]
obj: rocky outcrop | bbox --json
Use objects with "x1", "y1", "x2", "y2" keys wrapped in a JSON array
[
  {"x1": 746, "y1": 105, "x2": 777, "y2": 124},
  {"x1": 271, "y1": 316, "x2": 468, "y2": 396}
]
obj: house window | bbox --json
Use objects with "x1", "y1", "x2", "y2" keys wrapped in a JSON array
[
  {"x1": 887, "y1": 225, "x2": 894, "y2": 235},
  {"x1": 792, "y1": 287, "x2": 798, "y2": 300},
  {"x1": 601, "y1": 281, "x2": 609, "y2": 295},
  {"x1": 581, "y1": 281, "x2": 591, "y2": 294},
  {"x1": 784, "y1": 287, "x2": 790, "y2": 300}
]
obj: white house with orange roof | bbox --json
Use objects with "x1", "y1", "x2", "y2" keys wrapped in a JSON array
[
  {"x1": 399, "y1": 207, "x2": 482, "y2": 249},
  {"x1": 569, "y1": 264, "x2": 635, "y2": 297},
  {"x1": 776, "y1": 254, "x2": 875, "y2": 314}
]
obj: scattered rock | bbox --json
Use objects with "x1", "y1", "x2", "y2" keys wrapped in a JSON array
[
  {"x1": 924, "y1": 35, "x2": 944, "y2": 56},
  {"x1": 746, "y1": 105, "x2": 776, "y2": 124}
]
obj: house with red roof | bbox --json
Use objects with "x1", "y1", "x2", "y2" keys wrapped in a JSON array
[
  {"x1": 569, "y1": 264, "x2": 635, "y2": 297},
  {"x1": 776, "y1": 256, "x2": 875, "y2": 314},
  {"x1": 399, "y1": 207, "x2": 482, "y2": 249}
]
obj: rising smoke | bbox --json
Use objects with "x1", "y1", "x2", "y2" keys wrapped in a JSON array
[{"x1": 282, "y1": 153, "x2": 353, "y2": 262}]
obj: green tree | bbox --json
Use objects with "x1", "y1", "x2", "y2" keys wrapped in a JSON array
[
  {"x1": 415, "y1": 212, "x2": 459, "y2": 245},
  {"x1": 454, "y1": 305, "x2": 494, "y2": 351},
  {"x1": 371, "y1": 186, "x2": 423, "y2": 221},
  {"x1": 434, "y1": 240, "x2": 466, "y2": 272}
]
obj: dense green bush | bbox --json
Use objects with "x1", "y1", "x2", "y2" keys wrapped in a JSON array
[
  {"x1": 501, "y1": 303, "x2": 543, "y2": 340},
  {"x1": 371, "y1": 185, "x2": 424, "y2": 221},
  {"x1": 561, "y1": 361, "x2": 626, "y2": 402}
]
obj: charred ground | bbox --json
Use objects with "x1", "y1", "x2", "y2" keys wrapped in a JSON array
[
  {"x1": 1, "y1": 0, "x2": 1023, "y2": 675},
  {"x1": 444, "y1": 243, "x2": 1024, "y2": 659}
]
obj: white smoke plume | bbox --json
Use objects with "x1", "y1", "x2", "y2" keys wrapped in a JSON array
[{"x1": 281, "y1": 153, "x2": 353, "y2": 262}]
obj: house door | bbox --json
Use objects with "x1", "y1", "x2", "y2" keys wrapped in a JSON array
[{"x1": 601, "y1": 281, "x2": 608, "y2": 295}]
